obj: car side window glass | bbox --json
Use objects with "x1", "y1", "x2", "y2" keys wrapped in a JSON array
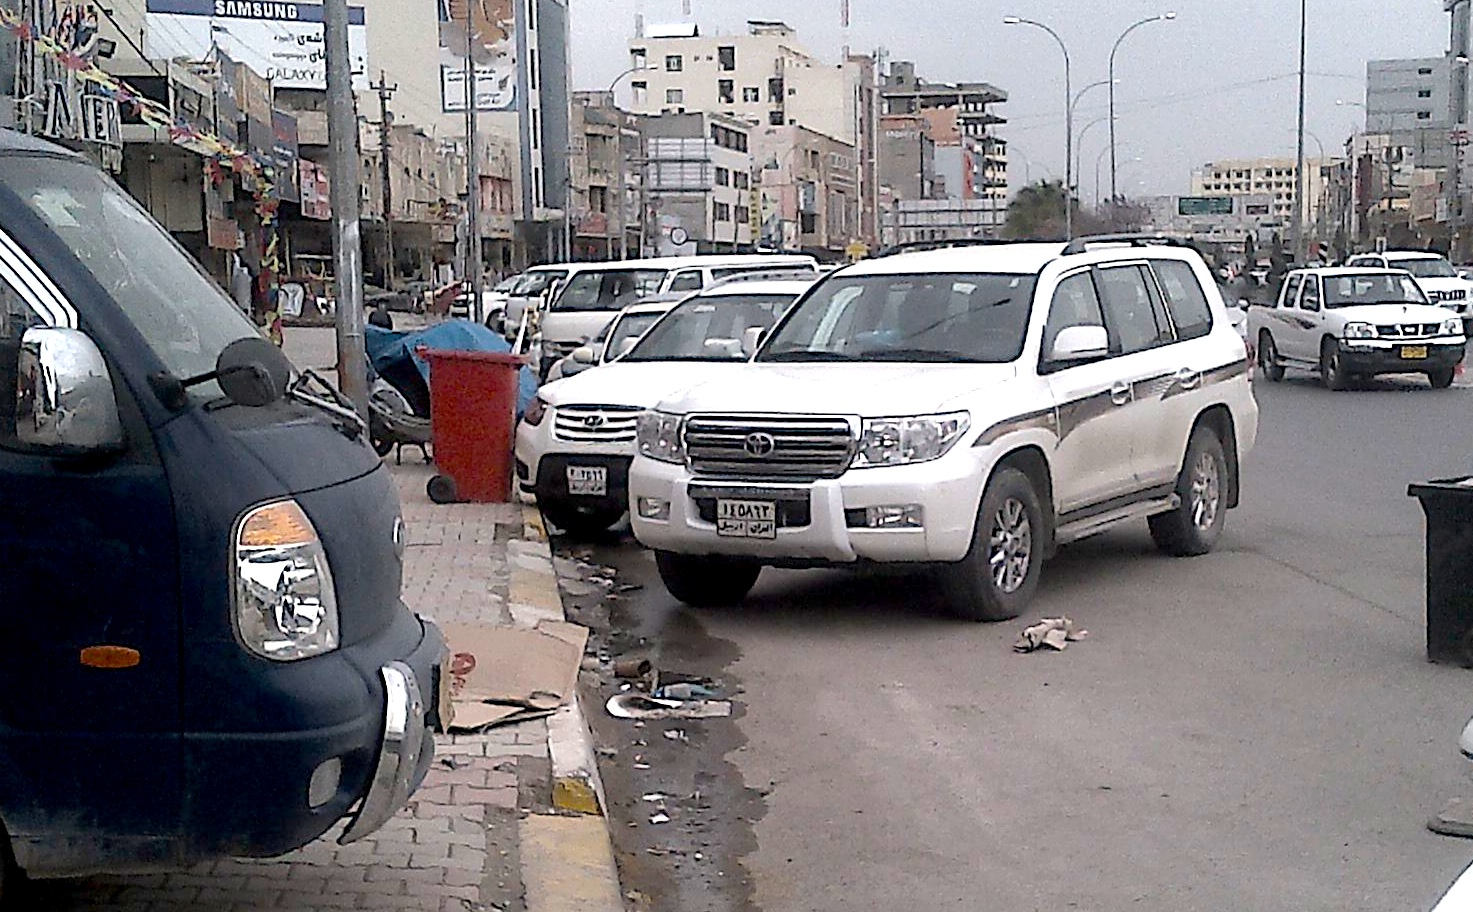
[
  {"x1": 1153, "y1": 260, "x2": 1214, "y2": 341},
  {"x1": 1282, "y1": 274, "x2": 1303, "y2": 308},
  {"x1": 1042, "y1": 272, "x2": 1105, "y2": 356},
  {"x1": 1301, "y1": 278, "x2": 1322, "y2": 312},
  {"x1": 1097, "y1": 265, "x2": 1167, "y2": 356},
  {"x1": 668, "y1": 271, "x2": 703, "y2": 292},
  {"x1": 0, "y1": 275, "x2": 47, "y2": 439}
]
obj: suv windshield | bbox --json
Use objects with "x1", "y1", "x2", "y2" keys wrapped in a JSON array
[
  {"x1": 759, "y1": 273, "x2": 1036, "y2": 363},
  {"x1": 5, "y1": 156, "x2": 261, "y2": 398},
  {"x1": 603, "y1": 310, "x2": 666, "y2": 359},
  {"x1": 553, "y1": 269, "x2": 667, "y2": 312},
  {"x1": 625, "y1": 293, "x2": 796, "y2": 362},
  {"x1": 1324, "y1": 272, "x2": 1428, "y2": 307},
  {"x1": 1388, "y1": 257, "x2": 1458, "y2": 279}
]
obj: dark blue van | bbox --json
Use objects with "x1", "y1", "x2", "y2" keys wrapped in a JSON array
[{"x1": 0, "y1": 130, "x2": 442, "y2": 888}]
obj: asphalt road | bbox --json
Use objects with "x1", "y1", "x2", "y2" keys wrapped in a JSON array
[{"x1": 570, "y1": 368, "x2": 1473, "y2": 912}]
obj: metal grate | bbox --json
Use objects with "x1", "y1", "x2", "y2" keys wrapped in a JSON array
[
  {"x1": 553, "y1": 406, "x2": 641, "y2": 444},
  {"x1": 684, "y1": 415, "x2": 855, "y2": 480}
]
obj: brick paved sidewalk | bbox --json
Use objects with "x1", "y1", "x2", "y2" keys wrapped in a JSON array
[{"x1": 34, "y1": 462, "x2": 619, "y2": 912}]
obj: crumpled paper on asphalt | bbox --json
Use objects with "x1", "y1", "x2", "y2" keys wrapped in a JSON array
[{"x1": 1013, "y1": 616, "x2": 1088, "y2": 653}]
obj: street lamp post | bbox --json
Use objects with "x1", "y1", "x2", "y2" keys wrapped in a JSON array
[
  {"x1": 1109, "y1": 12, "x2": 1175, "y2": 204},
  {"x1": 1005, "y1": 16, "x2": 1073, "y2": 239},
  {"x1": 606, "y1": 65, "x2": 648, "y2": 261},
  {"x1": 1074, "y1": 114, "x2": 1111, "y2": 201}
]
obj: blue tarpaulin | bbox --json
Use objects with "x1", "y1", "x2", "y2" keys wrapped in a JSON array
[{"x1": 365, "y1": 321, "x2": 538, "y2": 417}]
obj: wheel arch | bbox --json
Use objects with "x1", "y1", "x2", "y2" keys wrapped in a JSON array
[
  {"x1": 1189, "y1": 405, "x2": 1240, "y2": 509},
  {"x1": 989, "y1": 445, "x2": 1055, "y2": 550}
]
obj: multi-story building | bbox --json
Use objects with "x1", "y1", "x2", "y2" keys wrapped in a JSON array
[
  {"x1": 1366, "y1": 57, "x2": 1453, "y2": 170},
  {"x1": 568, "y1": 90, "x2": 643, "y2": 260},
  {"x1": 753, "y1": 124, "x2": 856, "y2": 256},
  {"x1": 880, "y1": 61, "x2": 1007, "y2": 203},
  {"x1": 1191, "y1": 156, "x2": 1338, "y2": 225},
  {"x1": 640, "y1": 112, "x2": 755, "y2": 254}
]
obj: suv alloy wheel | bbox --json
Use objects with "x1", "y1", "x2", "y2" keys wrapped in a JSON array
[{"x1": 940, "y1": 467, "x2": 1044, "y2": 622}]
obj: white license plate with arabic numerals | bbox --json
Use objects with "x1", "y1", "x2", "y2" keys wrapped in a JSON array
[
  {"x1": 716, "y1": 499, "x2": 777, "y2": 539},
  {"x1": 566, "y1": 466, "x2": 608, "y2": 496}
]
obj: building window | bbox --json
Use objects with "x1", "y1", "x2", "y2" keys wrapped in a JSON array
[
  {"x1": 1419, "y1": 88, "x2": 1433, "y2": 98},
  {"x1": 666, "y1": 88, "x2": 684, "y2": 105},
  {"x1": 631, "y1": 81, "x2": 647, "y2": 106},
  {"x1": 526, "y1": 0, "x2": 536, "y2": 31},
  {"x1": 529, "y1": 47, "x2": 539, "y2": 91},
  {"x1": 1418, "y1": 111, "x2": 1433, "y2": 120},
  {"x1": 734, "y1": 171, "x2": 749, "y2": 190},
  {"x1": 735, "y1": 205, "x2": 750, "y2": 224},
  {"x1": 768, "y1": 77, "x2": 783, "y2": 103},
  {"x1": 769, "y1": 110, "x2": 784, "y2": 126},
  {"x1": 718, "y1": 79, "x2": 734, "y2": 104},
  {"x1": 800, "y1": 212, "x2": 818, "y2": 234},
  {"x1": 715, "y1": 166, "x2": 730, "y2": 186},
  {"x1": 1420, "y1": 67, "x2": 1434, "y2": 75},
  {"x1": 666, "y1": 55, "x2": 683, "y2": 72},
  {"x1": 743, "y1": 86, "x2": 760, "y2": 103},
  {"x1": 531, "y1": 108, "x2": 540, "y2": 149},
  {"x1": 718, "y1": 46, "x2": 735, "y2": 71},
  {"x1": 631, "y1": 48, "x2": 646, "y2": 69},
  {"x1": 714, "y1": 202, "x2": 732, "y2": 221}
]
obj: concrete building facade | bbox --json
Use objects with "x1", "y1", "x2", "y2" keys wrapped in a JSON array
[
  {"x1": 1191, "y1": 156, "x2": 1338, "y2": 225},
  {"x1": 640, "y1": 111, "x2": 755, "y2": 254},
  {"x1": 753, "y1": 124, "x2": 857, "y2": 256}
]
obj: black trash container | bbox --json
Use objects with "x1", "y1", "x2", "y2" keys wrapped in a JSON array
[{"x1": 1410, "y1": 478, "x2": 1473, "y2": 666}]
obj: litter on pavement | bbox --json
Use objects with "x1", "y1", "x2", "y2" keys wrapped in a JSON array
[
  {"x1": 606, "y1": 692, "x2": 734, "y2": 720},
  {"x1": 1014, "y1": 616, "x2": 1089, "y2": 653},
  {"x1": 649, "y1": 812, "x2": 671, "y2": 825},
  {"x1": 441, "y1": 620, "x2": 589, "y2": 731}
]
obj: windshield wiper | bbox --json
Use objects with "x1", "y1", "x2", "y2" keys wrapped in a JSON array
[
  {"x1": 760, "y1": 349, "x2": 861, "y2": 362},
  {"x1": 856, "y1": 348, "x2": 990, "y2": 363}
]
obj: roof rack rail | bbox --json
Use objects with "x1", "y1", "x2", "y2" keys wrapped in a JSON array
[
  {"x1": 1061, "y1": 234, "x2": 1196, "y2": 255},
  {"x1": 873, "y1": 238, "x2": 1059, "y2": 258},
  {"x1": 709, "y1": 268, "x2": 821, "y2": 286}
]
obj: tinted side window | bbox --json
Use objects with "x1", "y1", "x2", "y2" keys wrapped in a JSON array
[
  {"x1": 1153, "y1": 260, "x2": 1214, "y2": 341},
  {"x1": 1301, "y1": 278, "x2": 1322, "y2": 312},
  {"x1": 1042, "y1": 272, "x2": 1105, "y2": 356},
  {"x1": 1282, "y1": 274, "x2": 1303, "y2": 308},
  {"x1": 1097, "y1": 265, "x2": 1169, "y2": 355},
  {"x1": 667, "y1": 271, "x2": 703, "y2": 292}
]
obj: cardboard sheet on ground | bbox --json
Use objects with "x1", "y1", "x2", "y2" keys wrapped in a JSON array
[{"x1": 441, "y1": 621, "x2": 588, "y2": 732}]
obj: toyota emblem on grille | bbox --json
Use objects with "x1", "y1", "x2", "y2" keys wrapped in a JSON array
[
  {"x1": 582, "y1": 414, "x2": 606, "y2": 428},
  {"x1": 744, "y1": 432, "x2": 777, "y2": 457}
]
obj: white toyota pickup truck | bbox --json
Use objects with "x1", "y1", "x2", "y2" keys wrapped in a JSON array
[{"x1": 1249, "y1": 266, "x2": 1466, "y2": 390}]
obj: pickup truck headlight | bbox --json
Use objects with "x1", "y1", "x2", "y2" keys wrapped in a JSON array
[
  {"x1": 232, "y1": 500, "x2": 339, "y2": 662},
  {"x1": 1343, "y1": 322, "x2": 1376, "y2": 340},
  {"x1": 853, "y1": 411, "x2": 971, "y2": 468},
  {"x1": 637, "y1": 411, "x2": 687, "y2": 464},
  {"x1": 1445, "y1": 318, "x2": 1465, "y2": 337}
]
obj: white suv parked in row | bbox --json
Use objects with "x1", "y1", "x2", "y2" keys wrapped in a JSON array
[{"x1": 629, "y1": 236, "x2": 1260, "y2": 621}]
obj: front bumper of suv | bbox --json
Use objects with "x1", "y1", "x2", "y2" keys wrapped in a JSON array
[{"x1": 628, "y1": 453, "x2": 990, "y2": 565}]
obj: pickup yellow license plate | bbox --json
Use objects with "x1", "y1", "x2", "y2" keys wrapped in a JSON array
[{"x1": 1402, "y1": 345, "x2": 1429, "y2": 360}]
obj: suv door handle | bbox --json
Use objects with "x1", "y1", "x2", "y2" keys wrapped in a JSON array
[
  {"x1": 1109, "y1": 381, "x2": 1133, "y2": 406},
  {"x1": 1175, "y1": 368, "x2": 1202, "y2": 391}
]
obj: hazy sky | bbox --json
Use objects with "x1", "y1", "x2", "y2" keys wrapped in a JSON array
[{"x1": 570, "y1": 0, "x2": 1450, "y2": 200}]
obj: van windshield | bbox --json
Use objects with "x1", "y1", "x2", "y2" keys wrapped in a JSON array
[
  {"x1": 553, "y1": 269, "x2": 667, "y2": 312},
  {"x1": 519, "y1": 270, "x2": 566, "y2": 295},
  {"x1": 4, "y1": 156, "x2": 260, "y2": 399}
]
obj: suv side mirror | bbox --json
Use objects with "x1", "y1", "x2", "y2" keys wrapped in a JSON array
[
  {"x1": 742, "y1": 326, "x2": 765, "y2": 356},
  {"x1": 571, "y1": 345, "x2": 597, "y2": 365},
  {"x1": 15, "y1": 326, "x2": 124, "y2": 453},
  {"x1": 1047, "y1": 325, "x2": 1109, "y2": 364}
]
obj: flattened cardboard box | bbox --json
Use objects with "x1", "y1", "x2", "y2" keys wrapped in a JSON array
[{"x1": 441, "y1": 621, "x2": 588, "y2": 732}]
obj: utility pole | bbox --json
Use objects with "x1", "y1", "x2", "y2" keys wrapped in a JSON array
[
  {"x1": 1290, "y1": 0, "x2": 1307, "y2": 263},
  {"x1": 462, "y1": 0, "x2": 484, "y2": 323},
  {"x1": 324, "y1": 0, "x2": 367, "y2": 418},
  {"x1": 371, "y1": 71, "x2": 398, "y2": 290}
]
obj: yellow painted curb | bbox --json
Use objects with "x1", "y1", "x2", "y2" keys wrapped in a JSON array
[
  {"x1": 553, "y1": 777, "x2": 602, "y2": 815},
  {"x1": 522, "y1": 502, "x2": 548, "y2": 542},
  {"x1": 521, "y1": 814, "x2": 624, "y2": 912}
]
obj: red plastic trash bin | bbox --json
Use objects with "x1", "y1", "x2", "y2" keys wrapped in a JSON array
[{"x1": 421, "y1": 348, "x2": 525, "y2": 504}]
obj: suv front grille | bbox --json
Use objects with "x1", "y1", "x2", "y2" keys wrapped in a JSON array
[
  {"x1": 684, "y1": 415, "x2": 855, "y2": 480},
  {"x1": 553, "y1": 406, "x2": 641, "y2": 443}
]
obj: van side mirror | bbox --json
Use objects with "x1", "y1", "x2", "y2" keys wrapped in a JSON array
[
  {"x1": 15, "y1": 326, "x2": 124, "y2": 454},
  {"x1": 1047, "y1": 325, "x2": 1110, "y2": 364},
  {"x1": 742, "y1": 326, "x2": 765, "y2": 356},
  {"x1": 215, "y1": 336, "x2": 292, "y2": 407}
]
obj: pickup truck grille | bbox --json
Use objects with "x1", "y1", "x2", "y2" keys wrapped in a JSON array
[
  {"x1": 553, "y1": 406, "x2": 641, "y2": 443},
  {"x1": 685, "y1": 415, "x2": 855, "y2": 480},
  {"x1": 1428, "y1": 289, "x2": 1468, "y2": 302},
  {"x1": 1374, "y1": 323, "x2": 1444, "y2": 340}
]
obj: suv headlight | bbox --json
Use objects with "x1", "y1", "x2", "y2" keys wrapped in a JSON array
[
  {"x1": 523, "y1": 395, "x2": 549, "y2": 427},
  {"x1": 637, "y1": 411, "x2": 687, "y2": 464},
  {"x1": 1445, "y1": 318, "x2": 1465, "y2": 337},
  {"x1": 1343, "y1": 322, "x2": 1376, "y2": 340},
  {"x1": 853, "y1": 411, "x2": 971, "y2": 468},
  {"x1": 232, "y1": 500, "x2": 339, "y2": 662}
]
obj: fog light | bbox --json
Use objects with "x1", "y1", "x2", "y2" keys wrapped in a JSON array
[
  {"x1": 862, "y1": 505, "x2": 924, "y2": 529},
  {"x1": 637, "y1": 497, "x2": 671, "y2": 520},
  {"x1": 308, "y1": 757, "x2": 341, "y2": 808}
]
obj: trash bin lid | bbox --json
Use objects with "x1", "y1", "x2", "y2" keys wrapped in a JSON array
[{"x1": 418, "y1": 347, "x2": 528, "y2": 368}]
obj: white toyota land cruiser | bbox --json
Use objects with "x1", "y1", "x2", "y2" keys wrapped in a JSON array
[{"x1": 629, "y1": 236, "x2": 1260, "y2": 621}]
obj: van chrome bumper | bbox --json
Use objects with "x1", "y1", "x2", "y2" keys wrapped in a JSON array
[{"x1": 339, "y1": 661, "x2": 428, "y2": 844}]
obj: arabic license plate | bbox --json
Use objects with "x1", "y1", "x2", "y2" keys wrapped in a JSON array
[
  {"x1": 716, "y1": 499, "x2": 777, "y2": 539},
  {"x1": 1402, "y1": 345, "x2": 1429, "y2": 360},
  {"x1": 566, "y1": 466, "x2": 608, "y2": 496}
]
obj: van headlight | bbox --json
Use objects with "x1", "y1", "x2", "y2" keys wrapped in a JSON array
[
  {"x1": 636, "y1": 411, "x2": 686, "y2": 464},
  {"x1": 232, "y1": 500, "x2": 339, "y2": 662},
  {"x1": 853, "y1": 411, "x2": 971, "y2": 467}
]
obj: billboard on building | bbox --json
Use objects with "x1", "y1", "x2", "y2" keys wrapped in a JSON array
[
  {"x1": 438, "y1": 0, "x2": 517, "y2": 112},
  {"x1": 144, "y1": 0, "x2": 368, "y2": 91}
]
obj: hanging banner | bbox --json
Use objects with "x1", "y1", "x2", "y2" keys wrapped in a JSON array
[
  {"x1": 271, "y1": 110, "x2": 299, "y2": 202},
  {"x1": 438, "y1": 0, "x2": 516, "y2": 112},
  {"x1": 143, "y1": 0, "x2": 368, "y2": 91}
]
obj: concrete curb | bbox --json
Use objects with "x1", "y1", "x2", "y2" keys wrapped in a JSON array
[{"x1": 513, "y1": 502, "x2": 624, "y2": 911}]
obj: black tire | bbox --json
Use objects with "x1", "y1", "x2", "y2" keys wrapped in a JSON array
[
  {"x1": 1149, "y1": 427, "x2": 1228, "y2": 557},
  {"x1": 1258, "y1": 331, "x2": 1285, "y2": 382},
  {"x1": 540, "y1": 500, "x2": 625, "y2": 539},
  {"x1": 427, "y1": 474, "x2": 458, "y2": 504},
  {"x1": 1320, "y1": 338, "x2": 1349, "y2": 391},
  {"x1": 1430, "y1": 367, "x2": 1456, "y2": 389},
  {"x1": 938, "y1": 467, "x2": 1044, "y2": 622},
  {"x1": 655, "y1": 552, "x2": 761, "y2": 608}
]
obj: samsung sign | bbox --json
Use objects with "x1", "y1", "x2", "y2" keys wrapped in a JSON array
[{"x1": 144, "y1": 0, "x2": 367, "y2": 90}]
